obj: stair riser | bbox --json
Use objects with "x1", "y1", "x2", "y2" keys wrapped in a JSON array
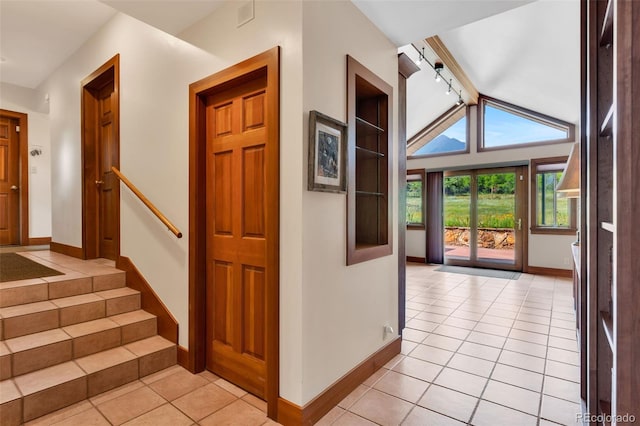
[
  {"x1": 0, "y1": 397, "x2": 21, "y2": 426},
  {"x1": 0, "y1": 274, "x2": 125, "y2": 309},
  {"x1": 12, "y1": 341, "x2": 72, "y2": 377},
  {"x1": 0, "y1": 283, "x2": 48, "y2": 308},
  {"x1": 3, "y1": 310, "x2": 58, "y2": 340},
  {"x1": 2, "y1": 295, "x2": 142, "y2": 339},
  {"x1": 2, "y1": 319, "x2": 157, "y2": 379},
  {"x1": 87, "y1": 360, "x2": 139, "y2": 397},
  {"x1": 92, "y1": 273, "x2": 126, "y2": 292},
  {"x1": 22, "y1": 376, "x2": 87, "y2": 422},
  {"x1": 138, "y1": 346, "x2": 177, "y2": 377}
]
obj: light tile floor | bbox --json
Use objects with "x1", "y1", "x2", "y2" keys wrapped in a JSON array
[{"x1": 26, "y1": 262, "x2": 581, "y2": 425}]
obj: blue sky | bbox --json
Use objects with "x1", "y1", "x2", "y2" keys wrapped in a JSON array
[
  {"x1": 484, "y1": 105, "x2": 566, "y2": 147},
  {"x1": 443, "y1": 117, "x2": 466, "y2": 142}
]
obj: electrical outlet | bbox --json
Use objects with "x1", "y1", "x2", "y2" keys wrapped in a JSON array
[
  {"x1": 383, "y1": 325, "x2": 394, "y2": 340},
  {"x1": 31, "y1": 166, "x2": 37, "y2": 174}
]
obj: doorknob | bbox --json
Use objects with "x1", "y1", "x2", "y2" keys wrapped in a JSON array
[
  {"x1": 95, "y1": 180, "x2": 104, "y2": 185},
  {"x1": 10, "y1": 185, "x2": 18, "y2": 191}
]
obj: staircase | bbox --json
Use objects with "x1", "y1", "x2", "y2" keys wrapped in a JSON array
[{"x1": 0, "y1": 252, "x2": 177, "y2": 425}]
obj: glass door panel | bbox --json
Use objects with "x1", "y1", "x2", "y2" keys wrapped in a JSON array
[
  {"x1": 444, "y1": 174, "x2": 471, "y2": 261},
  {"x1": 476, "y1": 171, "x2": 516, "y2": 265}
]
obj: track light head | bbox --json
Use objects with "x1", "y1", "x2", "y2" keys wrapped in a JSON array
[{"x1": 434, "y1": 62, "x2": 443, "y2": 82}]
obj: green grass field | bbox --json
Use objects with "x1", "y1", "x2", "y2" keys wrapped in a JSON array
[
  {"x1": 444, "y1": 194, "x2": 515, "y2": 228},
  {"x1": 407, "y1": 192, "x2": 569, "y2": 229}
]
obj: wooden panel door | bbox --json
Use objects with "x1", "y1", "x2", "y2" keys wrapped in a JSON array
[
  {"x1": 205, "y1": 74, "x2": 269, "y2": 398},
  {"x1": 97, "y1": 81, "x2": 118, "y2": 259},
  {"x1": 0, "y1": 117, "x2": 20, "y2": 245}
]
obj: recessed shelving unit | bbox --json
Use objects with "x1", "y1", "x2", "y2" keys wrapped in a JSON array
[
  {"x1": 585, "y1": 0, "x2": 640, "y2": 419},
  {"x1": 346, "y1": 55, "x2": 393, "y2": 266}
]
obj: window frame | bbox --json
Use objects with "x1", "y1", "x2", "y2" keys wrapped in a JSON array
[
  {"x1": 530, "y1": 156, "x2": 578, "y2": 235},
  {"x1": 407, "y1": 104, "x2": 470, "y2": 159},
  {"x1": 478, "y1": 95, "x2": 576, "y2": 152},
  {"x1": 406, "y1": 169, "x2": 426, "y2": 230}
]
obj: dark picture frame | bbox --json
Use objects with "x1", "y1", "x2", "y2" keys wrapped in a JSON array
[{"x1": 308, "y1": 110, "x2": 347, "y2": 193}]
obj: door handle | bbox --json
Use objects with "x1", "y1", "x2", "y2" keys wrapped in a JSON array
[
  {"x1": 518, "y1": 218, "x2": 522, "y2": 231},
  {"x1": 95, "y1": 180, "x2": 104, "y2": 185},
  {"x1": 10, "y1": 185, "x2": 18, "y2": 191}
]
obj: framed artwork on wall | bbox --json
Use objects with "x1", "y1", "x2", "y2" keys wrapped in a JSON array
[{"x1": 308, "y1": 110, "x2": 347, "y2": 193}]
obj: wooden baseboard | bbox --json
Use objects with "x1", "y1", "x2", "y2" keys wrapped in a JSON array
[
  {"x1": 177, "y1": 345, "x2": 189, "y2": 368},
  {"x1": 527, "y1": 266, "x2": 573, "y2": 278},
  {"x1": 406, "y1": 256, "x2": 426, "y2": 263},
  {"x1": 116, "y1": 256, "x2": 179, "y2": 344},
  {"x1": 277, "y1": 336, "x2": 401, "y2": 426},
  {"x1": 27, "y1": 237, "x2": 51, "y2": 246},
  {"x1": 50, "y1": 241, "x2": 84, "y2": 259},
  {"x1": 277, "y1": 398, "x2": 303, "y2": 426}
]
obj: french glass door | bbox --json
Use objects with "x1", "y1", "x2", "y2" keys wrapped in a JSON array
[{"x1": 443, "y1": 166, "x2": 527, "y2": 271}]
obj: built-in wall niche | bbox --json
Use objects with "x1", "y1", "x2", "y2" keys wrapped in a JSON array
[{"x1": 346, "y1": 55, "x2": 393, "y2": 265}]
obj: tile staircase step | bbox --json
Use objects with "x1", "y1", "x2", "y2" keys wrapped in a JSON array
[
  {"x1": 0, "y1": 301, "x2": 59, "y2": 339},
  {"x1": 0, "y1": 310, "x2": 158, "y2": 379},
  {"x1": 0, "y1": 253, "x2": 176, "y2": 424},
  {"x1": 110, "y1": 310, "x2": 157, "y2": 344},
  {"x1": 0, "y1": 336, "x2": 177, "y2": 424},
  {"x1": 0, "y1": 272, "x2": 126, "y2": 309},
  {"x1": 4, "y1": 329, "x2": 72, "y2": 377},
  {"x1": 13, "y1": 361, "x2": 87, "y2": 422},
  {"x1": 0, "y1": 288, "x2": 142, "y2": 338}
]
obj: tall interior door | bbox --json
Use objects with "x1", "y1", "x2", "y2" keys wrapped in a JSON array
[
  {"x1": 96, "y1": 80, "x2": 118, "y2": 260},
  {"x1": 444, "y1": 166, "x2": 527, "y2": 271},
  {"x1": 82, "y1": 56, "x2": 119, "y2": 261},
  {"x1": 0, "y1": 116, "x2": 20, "y2": 245},
  {"x1": 205, "y1": 72, "x2": 270, "y2": 399}
]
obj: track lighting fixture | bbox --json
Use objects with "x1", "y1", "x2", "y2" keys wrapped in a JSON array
[{"x1": 411, "y1": 43, "x2": 465, "y2": 107}]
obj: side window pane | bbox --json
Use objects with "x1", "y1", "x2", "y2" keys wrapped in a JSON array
[
  {"x1": 484, "y1": 105, "x2": 567, "y2": 148},
  {"x1": 406, "y1": 169, "x2": 425, "y2": 228},
  {"x1": 531, "y1": 157, "x2": 577, "y2": 234},
  {"x1": 414, "y1": 116, "x2": 466, "y2": 156}
]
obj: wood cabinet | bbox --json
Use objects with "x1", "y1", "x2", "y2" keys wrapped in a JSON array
[
  {"x1": 584, "y1": 0, "x2": 640, "y2": 421},
  {"x1": 346, "y1": 56, "x2": 393, "y2": 265}
]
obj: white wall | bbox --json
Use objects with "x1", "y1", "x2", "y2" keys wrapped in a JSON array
[
  {"x1": 42, "y1": 0, "x2": 400, "y2": 407},
  {"x1": 407, "y1": 105, "x2": 576, "y2": 270},
  {"x1": 301, "y1": 0, "x2": 399, "y2": 404},
  {"x1": 39, "y1": 13, "x2": 221, "y2": 349},
  {"x1": 0, "y1": 83, "x2": 52, "y2": 239},
  {"x1": 180, "y1": 0, "x2": 305, "y2": 405}
]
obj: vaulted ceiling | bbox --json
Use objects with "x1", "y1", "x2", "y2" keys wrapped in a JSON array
[{"x1": 1, "y1": 0, "x2": 580, "y2": 139}]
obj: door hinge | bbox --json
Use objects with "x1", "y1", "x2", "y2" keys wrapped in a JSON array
[{"x1": 15, "y1": 125, "x2": 20, "y2": 133}]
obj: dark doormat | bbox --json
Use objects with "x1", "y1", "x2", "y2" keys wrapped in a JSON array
[
  {"x1": 0, "y1": 253, "x2": 64, "y2": 282},
  {"x1": 435, "y1": 265, "x2": 521, "y2": 280}
]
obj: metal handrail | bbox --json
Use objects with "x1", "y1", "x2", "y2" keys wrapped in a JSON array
[{"x1": 111, "y1": 166, "x2": 182, "y2": 238}]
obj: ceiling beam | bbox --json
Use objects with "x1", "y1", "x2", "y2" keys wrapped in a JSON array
[{"x1": 425, "y1": 35, "x2": 479, "y2": 105}]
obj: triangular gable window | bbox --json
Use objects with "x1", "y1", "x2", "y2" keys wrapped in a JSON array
[
  {"x1": 479, "y1": 96, "x2": 575, "y2": 151},
  {"x1": 407, "y1": 105, "x2": 468, "y2": 157}
]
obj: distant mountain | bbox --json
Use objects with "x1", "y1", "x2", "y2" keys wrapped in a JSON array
[{"x1": 415, "y1": 135, "x2": 465, "y2": 155}]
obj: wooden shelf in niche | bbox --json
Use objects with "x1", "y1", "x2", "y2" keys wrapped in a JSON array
[
  {"x1": 601, "y1": 221, "x2": 615, "y2": 233},
  {"x1": 599, "y1": 0, "x2": 613, "y2": 47},
  {"x1": 601, "y1": 311, "x2": 614, "y2": 351},
  {"x1": 356, "y1": 116, "x2": 384, "y2": 133},
  {"x1": 600, "y1": 104, "x2": 614, "y2": 137},
  {"x1": 355, "y1": 146, "x2": 385, "y2": 157},
  {"x1": 346, "y1": 54, "x2": 393, "y2": 266}
]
